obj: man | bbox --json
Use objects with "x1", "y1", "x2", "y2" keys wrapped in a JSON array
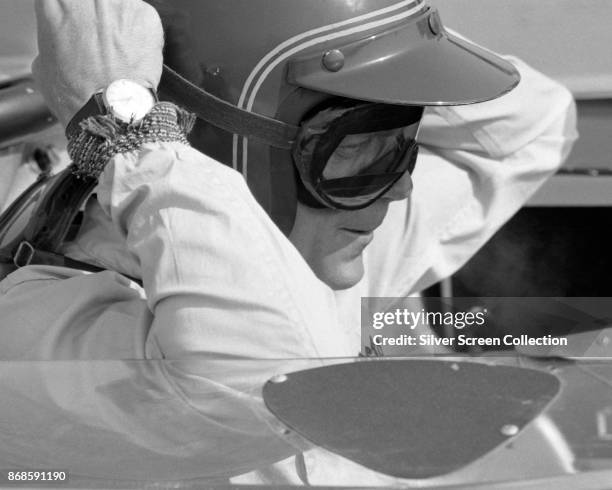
[{"x1": 0, "y1": 0, "x2": 577, "y2": 485}]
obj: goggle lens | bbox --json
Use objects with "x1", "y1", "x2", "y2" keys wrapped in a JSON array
[
  {"x1": 294, "y1": 102, "x2": 422, "y2": 210},
  {"x1": 318, "y1": 138, "x2": 419, "y2": 209}
]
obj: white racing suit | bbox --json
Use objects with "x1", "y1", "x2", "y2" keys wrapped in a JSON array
[{"x1": 0, "y1": 57, "x2": 577, "y2": 485}]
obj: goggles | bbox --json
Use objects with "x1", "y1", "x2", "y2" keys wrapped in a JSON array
[{"x1": 292, "y1": 103, "x2": 423, "y2": 210}]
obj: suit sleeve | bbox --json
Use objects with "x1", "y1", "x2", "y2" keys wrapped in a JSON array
[{"x1": 364, "y1": 56, "x2": 578, "y2": 297}]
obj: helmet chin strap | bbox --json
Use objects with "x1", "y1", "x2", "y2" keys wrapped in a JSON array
[{"x1": 160, "y1": 65, "x2": 300, "y2": 150}]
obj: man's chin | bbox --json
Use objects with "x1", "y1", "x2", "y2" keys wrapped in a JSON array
[{"x1": 318, "y1": 262, "x2": 365, "y2": 291}]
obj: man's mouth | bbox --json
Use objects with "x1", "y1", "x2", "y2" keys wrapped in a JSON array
[{"x1": 341, "y1": 227, "x2": 374, "y2": 236}]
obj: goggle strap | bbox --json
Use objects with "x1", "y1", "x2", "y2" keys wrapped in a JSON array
[
  {"x1": 160, "y1": 65, "x2": 299, "y2": 150},
  {"x1": 330, "y1": 104, "x2": 423, "y2": 135}
]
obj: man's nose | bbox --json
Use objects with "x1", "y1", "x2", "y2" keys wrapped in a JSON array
[{"x1": 383, "y1": 172, "x2": 413, "y2": 201}]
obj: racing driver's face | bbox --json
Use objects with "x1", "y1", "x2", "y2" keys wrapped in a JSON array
[{"x1": 289, "y1": 141, "x2": 414, "y2": 290}]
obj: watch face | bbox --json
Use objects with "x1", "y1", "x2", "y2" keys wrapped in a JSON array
[{"x1": 103, "y1": 79, "x2": 156, "y2": 123}]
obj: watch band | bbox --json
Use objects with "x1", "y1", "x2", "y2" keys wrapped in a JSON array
[
  {"x1": 65, "y1": 92, "x2": 106, "y2": 140},
  {"x1": 68, "y1": 101, "x2": 195, "y2": 179}
]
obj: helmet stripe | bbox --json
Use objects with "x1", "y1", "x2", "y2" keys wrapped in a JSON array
[
  {"x1": 234, "y1": 0, "x2": 428, "y2": 174},
  {"x1": 238, "y1": 0, "x2": 423, "y2": 111}
]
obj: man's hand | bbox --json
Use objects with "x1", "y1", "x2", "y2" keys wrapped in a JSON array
[{"x1": 32, "y1": 0, "x2": 164, "y2": 128}]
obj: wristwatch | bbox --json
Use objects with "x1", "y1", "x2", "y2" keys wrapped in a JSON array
[{"x1": 66, "y1": 79, "x2": 158, "y2": 139}]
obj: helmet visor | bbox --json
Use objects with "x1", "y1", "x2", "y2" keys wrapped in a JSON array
[
  {"x1": 293, "y1": 103, "x2": 422, "y2": 210},
  {"x1": 288, "y1": 8, "x2": 520, "y2": 106}
]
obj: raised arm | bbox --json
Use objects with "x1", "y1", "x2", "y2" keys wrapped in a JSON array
[{"x1": 365, "y1": 53, "x2": 578, "y2": 297}]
